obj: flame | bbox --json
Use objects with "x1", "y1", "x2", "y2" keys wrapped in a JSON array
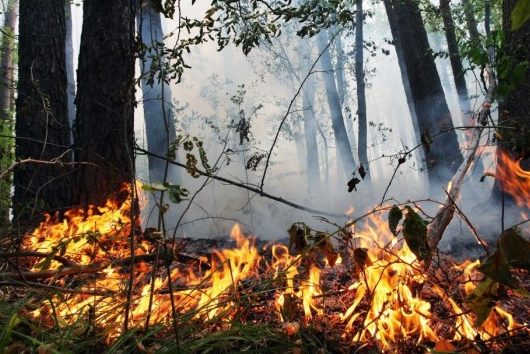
[
  {"x1": 20, "y1": 183, "x2": 523, "y2": 348},
  {"x1": 339, "y1": 216, "x2": 437, "y2": 349},
  {"x1": 496, "y1": 150, "x2": 530, "y2": 208}
]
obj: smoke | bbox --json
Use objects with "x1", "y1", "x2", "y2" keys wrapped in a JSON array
[{"x1": 70, "y1": 2, "x2": 524, "y2": 252}]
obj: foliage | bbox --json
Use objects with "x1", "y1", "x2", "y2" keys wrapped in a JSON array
[
  {"x1": 144, "y1": 0, "x2": 357, "y2": 83},
  {"x1": 468, "y1": 228, "x2": 530, "y2": 325},
  {"x1": 511, "y1": 0, "x2": 530, "y2": 30}
]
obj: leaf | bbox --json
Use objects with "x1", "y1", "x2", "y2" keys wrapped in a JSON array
[
  {"x1": 388, "y1": 205, "x2": 403, "y2": 236},
  {"x1": 478, "y1": 228, "x2": 530, "y2": 288},
  {"x1": 358, "y1": 164, "x2": 366, "y2": 179},
  {"x1": 511, "y1": 0, "x2": 530, "y2": 30},
  {"x1": 466, "y1": 277, "x2": 498, "y2": 326},
  {"x1": 287, "y1": 223, "x2": 309, "y2": 254},
  {"x1": 497, "y1": 228, "x2": 530, "y2": 270},
  {"x1": 353, "y1": 248, "x2": 372, "y2": 269},
  {"x1": 314, "y1": 232, "x2": 338, "y2": 266},
  {"x1": 347, "y1": 176, "x2": 361, "y2": 192},
  {"x1": 141, "y1": 183, "x2": 167, "y2": 192},
  {"x1": 402, "y1": 206, "x2": 431, "y2": 261},
  {"x1": 167, "y1": 184, "x2": 189, "y2": 204}
]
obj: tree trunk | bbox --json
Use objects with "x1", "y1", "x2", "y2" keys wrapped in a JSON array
[
  {"x1": 334, "y1": 34, "x2": 347, "y2": 107},
  {"x1": 461, "y1": 0, "x2": 480, "y2": 43},
  {"x1": 355, "y1": 0, "x2": 370, "y2": 181},
  {"x1": 334, "y1": 34, "x2": 356, "y2": 154},
  {"x1": 440, "y1": 0, "x2": 470, "y2": 112},
  {"x1": 0, "y1": 0, "x2": 18, "y2": 228},
  {"x1": 382, "y1": 0, "x2": 420, "y2": 141},
  {"x1": 498, "y1": 0, "x2": 530, "y2": 158},
  {"x1": 317, "y1": 31, "x2": 356, "y2": 180},
  {"x1": 14, "y1": 0, "x2": 71, "y2": 223},
  {"x1": 385, "y1": 0, "x2": 463, "y2": 185},
  {"x1": 65, "y1": 2, "x2": 76, "y2": 143},
  {"x1": 302, "y1": 78, "x2": 320, "y2": 190},
  {"x1": 74, "y1": 0, "x2": 136, "y2": 206},
  {"x1": 137, "y1": 1, "x2": 179, "y2": 185}
]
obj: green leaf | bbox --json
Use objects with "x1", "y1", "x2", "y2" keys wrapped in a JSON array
[
  {"x1": 466, "y1": 277, "x2": 498, "y2": 326},
  {"x1": 478, "y1": 249, "x2": 517, "y2": 287},
  {"x1": 141, "y1": 183, "x2": 167, "y2": 192},
  {"x1": 497, "y1": 228, "x2": 530, "y2": 270},
  {"x1": 388, "y1": 205, "x2": 403, "y2": 236},
  {"x1": 512, "y1": 0, "x2": 530, "y2": 30},
  {"x1": 402, "y1": 207, "x2": 431, "y2": 261},
  {"x1": 167, "y1": 184, "x2": 189, "y2": 204},
  {"x1": 478, "y1": 227, "x2": 530, "y2": 289}
]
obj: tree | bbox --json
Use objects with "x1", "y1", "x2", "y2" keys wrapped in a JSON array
[
  {"x1": 440, "y1": 0, "x2": 470, "y2": 114},
  {"x1": 317, "y1": 30, "x2": 356, "y2": 180},
  {"x1": 65, "y1": 1, "x2": 76, "y2": 135},
  {"x1": 138, "y1": 0, "x2": 179, "y2": 185},
  {"x1": 74, "y1": 0, "x2": 136, "y2": 206},
  {"x1": 302, "y1": 76, "x2": 321, "y2": 189},
  {"x1": 497, "y1": 0, "x2": 530, "y2": 158},
  {"x1": 13, "y1": 0, "x2": 71, "y2": 223},
  {"x1": 385, "y1": 0, "x2": 463, "y2": 185},
  {"x1": 355, "y1": 0, "x2": 370, "y2": 181},
  {"x1": 0, "y1": 0, "x2": 18, "y2": 228}
]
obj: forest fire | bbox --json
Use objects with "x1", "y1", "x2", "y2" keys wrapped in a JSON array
[
  {"x1": 13, "y1": 180, "x2": 527, "y2": 351},
  {"x1": 496, "y1": 149, "x2": 530, "y2": 209}
]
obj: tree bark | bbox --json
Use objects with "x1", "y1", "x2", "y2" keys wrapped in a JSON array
[
  {"x1": 461, "y1": 0, "x2": 480, "y2": 43},
  {"x1": 497, "y1": 0, "x2": 530, "y2": 158},
  {"x1": 137, "y1": 1, "x2": 179, "y2": 185},
  {"x1": 0, "y1": 0, "x2": 18, "y2": 228},
  {"x1": 65, "y1": 2, "x2": 76, "y2": 143},
  {"x1": 74, "y1": 0, "x2": 136, "y2": 206},
  {"x1": 302, "y1": 78, "x2": 320, "y2": 189},
  {"x1": 355, "y1": 0, "x2": 370, "y2": 181},
  {"x1": 385, "y1": 0, "x2": 463, "y2": 185},
  {"x1": 317, "y1": 31, "x2": 356, "y2": 180},
  {"x1": 14, "y1": 0, "x2": 71, "y2": 223},
  {"x1": 382, "y1": 0, "x2": 420, "y2": 141},
  {"x1": 440, "y1": 0, "x2": 470, "y2": 112}
]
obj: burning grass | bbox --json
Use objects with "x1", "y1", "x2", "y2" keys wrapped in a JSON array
[{"x1": 0, "y1": 183, "x2": 529, "y2": 353}]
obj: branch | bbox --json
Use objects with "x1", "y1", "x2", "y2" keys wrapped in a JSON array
[
  {"x1": 136, "y1": 147, "x2": 348, "y2": 218},
  {"x1": 426, "y1": 65, "x2": 496, "y2": 257}
]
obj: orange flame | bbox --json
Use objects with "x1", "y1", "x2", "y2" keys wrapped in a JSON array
[
  {"x1": 496, "y1": 150, "x2": 530, "y2": 208},
  {"x1": 21, "y1": 183, "x2": 523, "y2": 348}
]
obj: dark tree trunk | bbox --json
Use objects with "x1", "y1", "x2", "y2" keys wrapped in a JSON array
[
  {"x1": 498, "y1": 0, "x2": 530, "y2": 157},
  {"x1": 382, "y1": 0, "x2": 420, "y2": 140},
  {"x1": 355, "y1": 0, "x2": 370, "y2": 181},
  {"x1": 386, "y1": 0, "x2": 463, "y2": 185},
  {"x1": 0, "y1": 0, "x2": 18, "y2": 228},
  {"x1": 461, "y1": 0, "x2": 480, "y2": 43},
  {"x1": 137, "y1": 1, "x2": 179, "y2": 185},
  {"x1": 440, "y1": 0, "x2": 470, "y2": 112},
  {"x1": 74, "y1": 0, "x2": 136, "y2": 206},
  {"x1": 317, "y1": 31, "x2": 356, "y2": 179},
  {"x1": 302, "y1": 79, "x2": 320, "y2": 189},
  {"x1": 14, "y1": 0, "x2": 71, "y2": 223}
]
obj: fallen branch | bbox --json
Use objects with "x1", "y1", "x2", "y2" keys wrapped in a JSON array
[
  {"x1": 0, "y1": 251, "x2": 78, "y2": 267},
  {"x1": 136, "y1": 147, "x2": 348, "y2": 218},
  {"x1": 426, "y1": 65, "x2": 496, "y2": 258},
  {"x1": 0, "y1": 250, "x2": 210, "y2": 281}
]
